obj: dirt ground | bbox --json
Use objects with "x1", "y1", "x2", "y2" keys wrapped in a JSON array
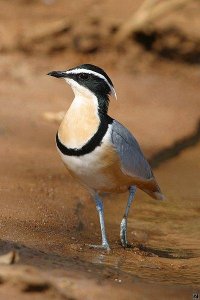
[{"x1": 0, "y1": 0, "x2": 200, "y2": 299}]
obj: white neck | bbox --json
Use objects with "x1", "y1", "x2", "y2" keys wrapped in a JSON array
[{"x1": 58, "y1": 81, "x2": 100, "y2": 149}]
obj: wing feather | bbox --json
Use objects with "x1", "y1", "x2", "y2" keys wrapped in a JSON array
[{"x1": 111, "y1": 120, "x2": 153, "y2": 180}]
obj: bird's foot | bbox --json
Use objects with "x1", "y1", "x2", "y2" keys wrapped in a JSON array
[
  {"x1": 87, "y1": 242, "x2": 111, "y2": 252},
  {"x1": 120, "y1": 217, "x2": 131, "y2": 248}
]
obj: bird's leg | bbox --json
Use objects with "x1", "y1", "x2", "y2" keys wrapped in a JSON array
[
  {"x1": 89, "y1": 193, "x2": 110, "y2": 251},
  {"x1": 120, "y1": 186, "x2": 137, "y2": 248}
]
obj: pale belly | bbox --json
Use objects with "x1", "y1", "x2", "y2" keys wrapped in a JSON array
[{"x1": 57, "y1": 143, "x2": 132, "y2": 193}]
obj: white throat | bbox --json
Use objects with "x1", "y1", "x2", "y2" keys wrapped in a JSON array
[
  {"x1": 58, "y1": 78, "x2": 100, "y2": 149},
  {"x1": 64, "y1": 78, "x2": 94, "y2": 99}
]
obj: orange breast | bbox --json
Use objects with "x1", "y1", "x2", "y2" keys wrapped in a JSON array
[{"x1": 58, "y1": 95, "x2": 99, "y2": 149}]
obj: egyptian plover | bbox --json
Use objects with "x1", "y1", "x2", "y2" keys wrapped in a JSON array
[{"x1": 48, "y1": 64, "x2": 165, "y2": 251}]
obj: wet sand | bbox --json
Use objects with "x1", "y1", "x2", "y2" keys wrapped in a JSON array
[
  {"x1": 1, "y1": 1, "x2": 200, "y2": 297},
  {"x1": 0, "y1": 61, "x2": 200, "y2": 298}
]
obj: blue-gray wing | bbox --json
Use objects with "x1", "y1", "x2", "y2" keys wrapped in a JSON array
[{"x1": 111, "y1": 120, "x2": 153, "y2": 180}]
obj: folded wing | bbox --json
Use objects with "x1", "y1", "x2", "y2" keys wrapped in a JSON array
[{"x1": 111, "y1": 120, "x2": 165, "y2": 200}]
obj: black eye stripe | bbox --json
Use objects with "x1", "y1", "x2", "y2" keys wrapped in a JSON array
[{"x1": 78, "y1": 73, "x2": 90, "y2": 80}]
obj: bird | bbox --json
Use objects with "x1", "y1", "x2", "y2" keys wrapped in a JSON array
[{"x1": 48, "y1": 64, "x2": 165, "y2": 251}]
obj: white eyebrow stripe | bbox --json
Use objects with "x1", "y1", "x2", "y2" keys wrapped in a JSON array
[{"x1": 65, "y1": 68, "x2": 117, "y2": 99}]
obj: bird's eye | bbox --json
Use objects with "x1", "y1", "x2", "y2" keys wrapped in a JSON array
[{"x1": 78, "y1": 73, "x2": 90, "y2": 80}]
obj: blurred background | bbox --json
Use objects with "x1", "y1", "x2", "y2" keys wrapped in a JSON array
[{"x1": 0, "y1": 1, "x2": 200, "y2": 299}]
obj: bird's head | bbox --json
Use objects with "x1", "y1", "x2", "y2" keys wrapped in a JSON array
[{"x1": 48, "y1": 64, "x2": 116, "y2": 114}]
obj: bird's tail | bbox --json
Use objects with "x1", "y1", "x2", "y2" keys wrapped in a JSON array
[
  {"x1": 137, "y1": 178, "x2": 166, "y2": 201},
  {"x1": 152, "y1": 191, "x2": 166, "y2": 201},
  {"x1": 143, "y1": 189, "x2": 166, "y2": 201}
]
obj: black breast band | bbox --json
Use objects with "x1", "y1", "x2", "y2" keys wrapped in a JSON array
[{"x1": 56, "y1": 114, "x2": 113, "y2": 156}]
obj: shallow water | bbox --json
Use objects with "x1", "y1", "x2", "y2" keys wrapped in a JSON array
[{"x1": 72, "y1": 143, "x2": 200, "y2": 286}]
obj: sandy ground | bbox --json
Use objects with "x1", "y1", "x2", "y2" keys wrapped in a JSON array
[
  {"x1": 0, "y1": 0, "x2": 200, "y2": 299},
  {"x1": 0, "y1": 55, "x2": 200, "y2": 299}
]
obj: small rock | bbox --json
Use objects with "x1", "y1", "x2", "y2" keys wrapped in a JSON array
[{"x1": 0, "y1": 251, "x2": 19, "y2": 265}]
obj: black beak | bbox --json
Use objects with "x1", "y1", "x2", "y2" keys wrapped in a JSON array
[{"x1": 47, "y1": 71, "x2": 67, "y2": 78}]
